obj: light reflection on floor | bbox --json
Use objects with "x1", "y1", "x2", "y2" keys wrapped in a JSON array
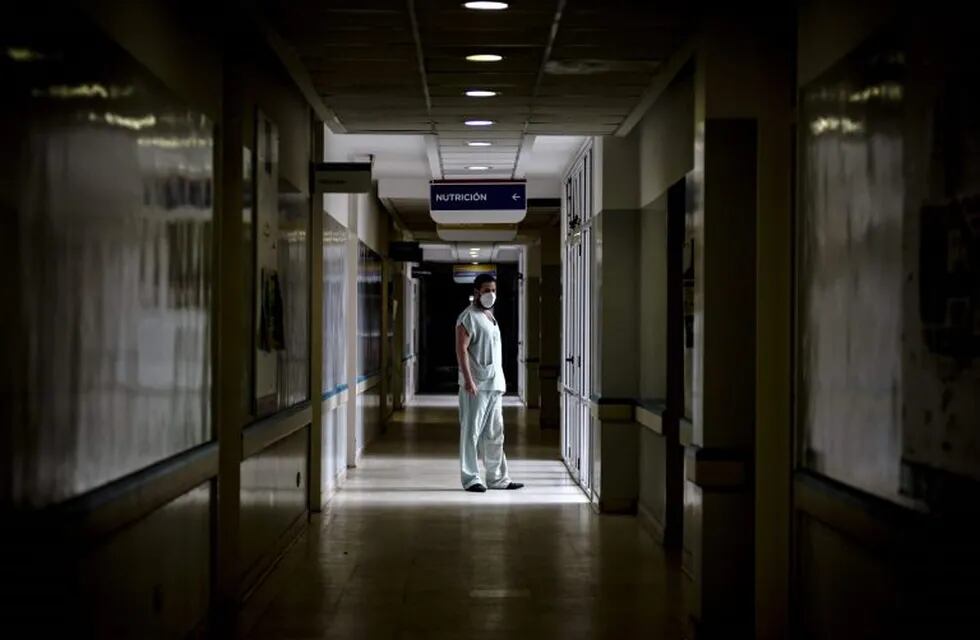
[
  {"x1": 336, "y1": 395, "x2": 589, "y2": 507},
  {"x1": 243, "y1": 395, "x2": 685, "y2": 639},
  {"x1": 407, "y1": 393, "x2": 526, "y2": 408}
]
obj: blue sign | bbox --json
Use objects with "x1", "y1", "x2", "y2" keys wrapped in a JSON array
[{"x1": 429, "y1": 181, "x2": 527, "y2": 224}]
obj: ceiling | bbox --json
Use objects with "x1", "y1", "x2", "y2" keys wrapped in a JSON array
[
  {"x1": 262, "y1": 0, "x2": 694, "y2": 181},
  {"x1": 321, "y1": 133, "x2": 431, "y2": 177},
  {"x1": 421, "y1": 243, "x2": 522, "y2": 263}
]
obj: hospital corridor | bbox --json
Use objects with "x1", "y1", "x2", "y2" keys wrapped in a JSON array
[
  {"x1": 242, "y1": 396, "x2": 683, "y2": 639},
  {"x1": 3, "y1": 1, "x2": 980, "y2": 639}
]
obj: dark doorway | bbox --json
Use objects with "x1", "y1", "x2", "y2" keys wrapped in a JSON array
[{"x1": 417, "y1": 262, "x2": 519, "y2": 394}]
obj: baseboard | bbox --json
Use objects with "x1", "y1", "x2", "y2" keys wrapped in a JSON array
[
  {"x1": 320, "y1": 468, "x2": 348, "y2": 509},
  {"x1": 597, "y1": 498, "x2": 638, "y2": 515},
  {"x1": 638, "y1": 502, "x2": 667, "y2": 544},
  {"x1": 236, "y1": 511, "x2": 309, "y2": 636},
  {"x1": 240, "y1": 512, "x2": 308, "y2": 602}
]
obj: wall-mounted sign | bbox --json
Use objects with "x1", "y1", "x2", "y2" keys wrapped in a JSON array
[
  {"x1": 311, "y1": 162, "x2": 372, "y2": 193},
  {"x1": 430, "y1": 180, "x2": 527, "y2": 224},
  {"x1": 453, "y1": 263, "x2": 497, "y2": 284},
  {"x1": 390, "y1": 241, "x2": 422, "y2": 262}
]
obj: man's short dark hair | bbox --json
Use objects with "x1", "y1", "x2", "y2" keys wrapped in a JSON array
[{"x1": 473, "y1": 273, "x2": 496, "y2": 290}]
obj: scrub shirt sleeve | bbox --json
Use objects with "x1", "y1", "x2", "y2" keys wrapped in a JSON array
[{"x1": 456, "y1": 308, "x2": 476, "y2": 338}]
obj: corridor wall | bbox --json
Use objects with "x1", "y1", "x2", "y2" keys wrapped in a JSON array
[
  {"x1": 356, "y1": 241, "x2": 383, "y2": 461},
  {"x1": 231, "y1": 22, "x2": 314, "y2": 603},
  {"x1": 634, "y1": 69, "x2": 694, "y2": 545},
  {"x1": 320, "y1": 126, "x2": 393, "y2": 471},
  {"x1": 401, "y1": 266, "x2": 420, "y2": 405},
  {"x1": 321, "y1": 213, "x2": 349, "y2": 501},
  {"x1": 574, "y1": 15, "x2": 794, "y2": 637},
  {"x1": 0, "y1": 1, "x2": 220, "y2": 635},
  {"x1": 794, "y1": 2, "x2": 980, "y2": 636}
]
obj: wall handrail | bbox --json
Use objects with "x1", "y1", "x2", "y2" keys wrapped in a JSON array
[
  {"x1": 243, "y1": 402, "x2": 313, "y2": 459},
  {"x1": 22, "y1": 441, "x2": 219, "y2": 547}
]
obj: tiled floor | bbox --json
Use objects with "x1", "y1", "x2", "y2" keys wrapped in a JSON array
[{"x1": 243, "y1": 395, "x2": 685, "y2": 639}]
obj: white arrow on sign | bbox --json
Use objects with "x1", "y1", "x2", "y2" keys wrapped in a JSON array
[{"x1": 512, "y1": 193, "x2": 520, "y2": 201}]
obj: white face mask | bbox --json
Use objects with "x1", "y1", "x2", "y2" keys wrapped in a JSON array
[{"x1": 479, "y1": 291, "x2": 496, "y2": 309}]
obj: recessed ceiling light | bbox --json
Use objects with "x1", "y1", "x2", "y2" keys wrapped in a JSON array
[
  {"x1": 466, "y1": 54, "x2": 503, "y2": 62},
  {"x1": 470, "y1": 247, "x2": 481, "y2": 251},
  {"x1": 467, "y1": 141, "x2": 492, "y2": 147},
  {"x1": 464, "y1": 119, "x2": 494, "y2": 127},
  {"x1": 465, "y1": 90, "x2": 498, "y2": 98},
  {"x1": 467, "y1": 165, "x2": 491, "y2": 171},
  {"x1": 464, "y1": 1, "x2": 509, "y2": 10}
]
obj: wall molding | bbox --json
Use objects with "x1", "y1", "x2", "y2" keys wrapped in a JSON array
[
  {"x1": 684, "y1": 445, "x2": 750, "y2": 490},
  {"x1": 794, "y1": 471, "x2": 926, "y2": 552},
  {"x1": 243, "y1": 403, "x2": 313, "y2": 459},
  {"x1": 590, "y1": 400, "x2": 634, "y2": 422},
  {"x1": 356, "y1": 372, "x2": 382, "y2": 394},
  {"x1": 20, "y1": 442, "x2": 219, "y2": 547},
  {"x1": 636, "y1": 405, "x2": 666, "y2": 434},
  {"x1": 321, "y1": 387, "x2": 349, "y2": 412},
  {"x1": 584, "y1": 395, "x2": 673, "y2": 429}
]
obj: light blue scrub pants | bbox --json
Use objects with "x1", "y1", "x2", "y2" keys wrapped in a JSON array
[{"x1": 459, "y1": 389, "x2": 511, "y2": 489}]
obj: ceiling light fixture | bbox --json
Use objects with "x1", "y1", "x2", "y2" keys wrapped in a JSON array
[
  {"x1": 465, "y1": 90, "x2": 498, "y2": 97},
  {"x1": 467, "y1": 165, "x2": 491, "y2": 171},
  {"x1": 464, "y1": 119, "x2": 494, "y2": 127},
  {"x1": 464, "y1": 1, "x2": 509, "y2": 10},
  {"x1": 467, "y1": 141, "x2": 492, "y2": 147},
  {"x1": 466, "y1": 54, "x2": 503, "y2": 62}
]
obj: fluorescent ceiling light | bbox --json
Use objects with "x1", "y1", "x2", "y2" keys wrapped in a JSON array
[
  {"x1": 470, "y1": 247, "x2": 481, "y2": 251},
  {"x1": 466, "y1": 90, "x2": 498, "y2": 97},
  {"x1": 467, "y1": 141, "x2": 492, "y2": 147},
  {"x1": 467, "y1": 165, "x2": 491, "y2": 171},
  {"x1": 464, "y1": 120, "x2": 494, "y2": 127},
  {"x1": 466, "y1": 54, "x2": 503, "y2": 62},
  {"x1": 464, "y1": 1, "x2": 509, "y2": 9}
]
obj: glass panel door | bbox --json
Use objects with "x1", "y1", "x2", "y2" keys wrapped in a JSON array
[{"x1": 559, "y1": 143, "x2": 594, "y2": 497}]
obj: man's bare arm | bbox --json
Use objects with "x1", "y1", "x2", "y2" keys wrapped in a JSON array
[{"x1": 455, "y1": 324, "x2": 477, "y2": 395}]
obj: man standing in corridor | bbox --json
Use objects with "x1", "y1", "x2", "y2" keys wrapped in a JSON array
[{"x1": 455, "y1": 273, "x2": 524, "y2": 493}]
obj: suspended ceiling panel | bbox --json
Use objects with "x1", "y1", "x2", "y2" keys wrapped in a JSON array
[
  {"x1": 263, "y1": 0, "x2": 694, "y2": 181},
  {"x1": 420, "y1": 242, "x2": 522, "y2": 264},
  {"x1": 437, "y1": 225, "x2": 518, "y2": 242}
]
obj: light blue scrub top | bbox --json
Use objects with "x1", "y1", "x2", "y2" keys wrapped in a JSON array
[{"x1": 456, "y1": 305, "x2": 506, "y2": 392}]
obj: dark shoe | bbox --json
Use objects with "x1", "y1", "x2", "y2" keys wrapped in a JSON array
[
  {"x1": 504, "y1": 482, "x2": 524, "y2": 490},
  {"x1": 466, "y1": 484, "x2": 487, "y2": 493}
]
